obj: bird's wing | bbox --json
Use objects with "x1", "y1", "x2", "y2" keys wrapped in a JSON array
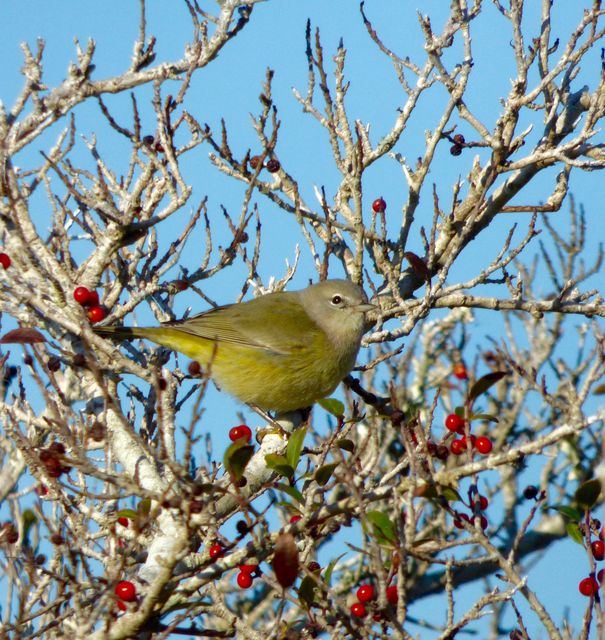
[{"x1": 161, "y1": 292, "x2": 324, "y2": 355}]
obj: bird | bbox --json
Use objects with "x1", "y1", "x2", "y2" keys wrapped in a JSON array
[{"x1": 94, "y1": 279, "x2": 374, "y2": 413}]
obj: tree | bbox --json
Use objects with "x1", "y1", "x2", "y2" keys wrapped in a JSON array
[{"x1": 1, "y1": 1, "x2": 605, "y2": 638}]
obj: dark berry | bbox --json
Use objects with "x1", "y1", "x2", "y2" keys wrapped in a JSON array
[
  {"x1": 523, "y1": 485, "x2": 538, "y2": 500},
  {"x1": 450, "y1": 144, "x2": 462, "y2": 156},
  {"x1": 453, "y1": 134, "x2": 466, "y2": 145},
  {"x1": 249, "y1": 155, "x2": 263, "y2": 169},
  {"x1": 89, "y1": 421, "x2": 105, "y2": 442},
  {"x1": 266, "y1": 158, "x2": 280, "y2": 173},
  {"x1": 187, "y1": 361, "x2": 201, "y2": 376}
]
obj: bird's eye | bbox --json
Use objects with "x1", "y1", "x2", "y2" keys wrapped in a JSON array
[{"x1": 331, "y1": 295, "x2": 343, "y2": 306}]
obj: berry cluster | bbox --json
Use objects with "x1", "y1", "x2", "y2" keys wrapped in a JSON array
[
  {"x1": 453, "y1": 493, "x2": 489, "y2": 531},
  {"x1": 114, "y1": 580, "x2": 137, "y2": 611},
  {"x1": 73, "y1": 286, "x2": 106, "y2": 323},
  {"x1": 38, "y1": 442, "x2": 71, "y2": 479},
  {"x1": 579, "y1": 530, "x2": 605, "y2": 597},
  {"x1": 349, "y1": 583, "x2": 399, "y2": 620},
  {"x1": 445, "y1": 413, "x2": 493, "y2": 456},
  {"x1": 249, "y1": 155, "x2": 281, "y2": 173}
]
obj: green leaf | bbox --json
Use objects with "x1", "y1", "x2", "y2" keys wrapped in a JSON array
[
  {"x1": 117, "y1": 509, "x2": 139, "y2": 520},
  {"x1": 575, "y1": 479, "x2": 601, "y2": 509},
  {"x1": 553, "y1": 505, "x2": 583, "y2": 522},
  {"x1": 468, "y1": 371, "x2": 508, "y2": 405},
  {"x1": 318, "y1": 398, "x2": 345, "y2": 417},
  {"x1": 335, "y1": 438, "x2": 355, "y2": 453},
  {"x1": 566, "y1": 521, "x2": 584, "y2": 545},
  {"x1": 224, "y1": 440, "x2": 255, "y2": 481},
  {"x1": 298, "y1": 576, "x2": 317, "y2": 608},
  {"x1": 454, "y1": 406, "x2": 465, "y2": 417},
  {"x1": 323, "y1": 554, "x2": 345, "y2": 586},
  {"x1": 275, "y1": 483, "x2": 304, "y2": 504},
  {"x1": 265, "y1": 454, "x2": 295, "y2": 479},
  {"x1": 366, "y1": 510, "x2": 397, "y2": 546},
  {"x1": 286, "y1": 427, "x2": 307, "y2": 469},
  {"x1": 314, "y1": 463, "x2": 338, "y2": 486}
]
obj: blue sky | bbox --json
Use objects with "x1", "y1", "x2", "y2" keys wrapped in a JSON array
[{"x1": 1, "y1": 2, "x2": 603, "y2": 637}]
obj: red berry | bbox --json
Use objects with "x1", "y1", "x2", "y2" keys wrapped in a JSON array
[
  {"x1": 187, "y1": 361, "x2": 201, "y2": 376},
  {"x1": 114, "y1": 580, "x2": 137, "y2": 602},
  {"x1": 453, "y1": 513, "x2": 470, "y2": 529},
  {"x1": 350, "y1": 602, "x2": 367, "y2": 618},
  {"x1": 117, "y1": 517, "x2": 129, "y2": 528},
  {"x1": 474, "y1": 436, "x2": 493, "y2": 455},
  {"x1": 445, "y1": 414, "x2": 465, "y2": 434},
  {"x1": 87, "y1": 305, "x2": 106, "y2": 324},
  {"x1": 386, "y1": 585, "x2": 398, "y2": 605},
  {"x1": 579, "y1": 576, "x2": 599, "y2": 596},
  {"x1": 238, "y1": 564, "x2": 258, "y2": 575},
  {"x1": 371, "y1": 197, "x2": 386, "y2": 213},
  {"x1": 592, "y1": 540, "x2": 605, "y2": 561},
  {"x1": 453, "y1": 134, "x2": 466, "y2": 145},
  {"x1": 453, "y1": 362, "x2": 468, "y2": 379},
  {"x1": 289, "y1": 514, "x2": 302, "y2": 523},
  {"x1": 461, "y1": 435, "x2": 476, "y2": 449},
  {"x1": 35, "y1": 484, "x2": 49, "y2": 497},
  {"x1": 356, "y1": 584, "x2": 375, "y2": 603},
  {"x1": 209, "y1": 543, "x2": 224, "y2": 560},
  {"x1": 87, "y1": 291, "x2": 100, "y2": 307},
  {"x1": 237, "y1": 571, "x2": 253, "y2": 589},
  {"x1": 73, "y1": 286, "x2": 91, "y2": 305},
  {"x1": 598, "y1": 568, "x2": 605, "y2": 584},
  {"x1": 471, "y1": 495, "x2": 489, "y2": 511},
  {"x1": 0, "y1": 253, "x2": 11, "y2": 269},
  {"x1": 450, "y1": 439, "x2": 465, "y2": 455},
  {"x1": 229, "y1": 424, "x2": 252, "y2": 442},
  {"x1": 116, "y1": 600, "x2": 127, "y2": 612}
]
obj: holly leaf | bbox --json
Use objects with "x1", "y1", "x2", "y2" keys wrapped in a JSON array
[
  {"x1": 224, "y1": 440, "x2": 254, "y2": 481},
  {"x1": 470, "y1": 413, "x2": 499, "y2": 423},
  {"x1": 575, "y1": 479, "x2": 601, "y2": 510},
  {"x1": 298, "y1": 575, "x2": 317, "y2": 608},
  {"x1": 275, "y1": 483, "x2": 304, "y2": 505},
  {"x1": 265, "y1": 454, "x2": 295, "y2": 479},
  {"x1": 335, "y1": 438, "x2": 355, "y2": 453},
  {"x1": 366, "y1": 510, "x2": 397, "y2": 546},
  {"x1": 286, "y1": 427, "x2": 306, "y2": 470},
  {"x1": 272, "y1": 532, "x2": 299, "y2": 588},
  {"x1": 318, "y1": 398, "x2": 344, "y2": 417},
  {"x1": 468, "y1": 371, "x2": 508, "y2": 404},
  {"x1": 566, "y1": 521, "x2": 584, "y2": 545},
  {"x1": 553, "y1": 505, "x2": 583, "y2": 522},
  {"x1": 0, "y1": 328, "x2": 46, "y2": 344},
  {"x1": 314, "y1": 463, "x2": 338, "y2": 486}
]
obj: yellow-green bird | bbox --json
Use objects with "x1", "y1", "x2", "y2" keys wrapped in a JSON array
[{"x1": 94, "y1": 279, "x2": 374, "y2": 413}]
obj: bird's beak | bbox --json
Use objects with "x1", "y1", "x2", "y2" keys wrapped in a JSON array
[{"x1": 356, "y1": 302, "x2": 376, "y2": 313}]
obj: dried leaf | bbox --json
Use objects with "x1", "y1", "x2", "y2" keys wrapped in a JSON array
[
  {"x1": 0, "y1": 328, "x2": 46, "y2": 344},
  {"x1": 272, "y1": 532, "x2": 299, "y2": 588}
]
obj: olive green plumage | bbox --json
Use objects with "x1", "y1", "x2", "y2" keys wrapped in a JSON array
[{"x1": 94, "y1": 279, "x2": 373, "y2": 413}]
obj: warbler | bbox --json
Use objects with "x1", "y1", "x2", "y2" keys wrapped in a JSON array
[{"x1": 94, "y1": 279, "x2": 374, "y2": 412}]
